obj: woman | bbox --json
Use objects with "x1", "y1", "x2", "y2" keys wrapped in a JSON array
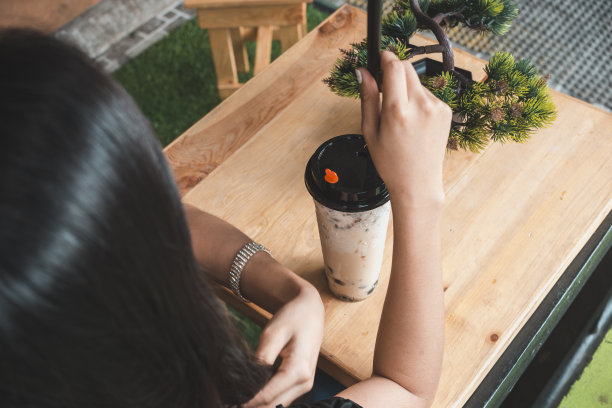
[{"x1": 0, "y1": 29, "x2": 450, "y2": 408}]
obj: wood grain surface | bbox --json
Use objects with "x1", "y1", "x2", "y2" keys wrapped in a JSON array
[
  {"x1": 196, "y1": 3, "x2": 306, "y2": 28},
  {"x1": 185, "y1": 0, "x2": 308, "y2": 8},
  {"x1": 166, "y1": 6, "x2": 612, "y2": 407}
]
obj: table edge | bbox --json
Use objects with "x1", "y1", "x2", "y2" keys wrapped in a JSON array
[{"x1": 463, "y1": 208, "x2": 612, "y2": 407}]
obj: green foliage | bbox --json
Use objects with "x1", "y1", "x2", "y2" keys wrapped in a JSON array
[
  {"x1": 323, "y1": 0, "x2": 556, "y2": 153},
  {"x1": 447, "y1": 51, "x2": 556, "y2": 150},
  {"x1": 382, "y1": 10, "x2": 418, "y2": 43},
  {"x1": 324, "y1": 41, "x2": 367, "y2": 98},
  {"x1": 382, "y1": 37, "x2": 414, "y2": 60},
  {"x1": 427, "y1": 0, "x2": 518, "y2": 34},
  {"x1": 422, "y1": 71, "x2": 459, "y2": 110},
  {"x1": 485, "y1": 51, "x2": 514, "y2": 79}
]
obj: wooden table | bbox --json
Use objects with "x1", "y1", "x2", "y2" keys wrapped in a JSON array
[{"x1": 164, "y1": 6, "x2": 612, "y2": 407}]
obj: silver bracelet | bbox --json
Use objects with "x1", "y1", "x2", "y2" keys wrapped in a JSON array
[{"x1": 229, "y1": 242, "x2": 272, "y2": 302}]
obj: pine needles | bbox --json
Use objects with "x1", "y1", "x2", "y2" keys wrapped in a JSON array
[
  {"x1": 454, "y1": 51, "x2": 557, "y2": 151},
  {"x1": 323, "y1": 0, "x2": 556, "y2": 152}
]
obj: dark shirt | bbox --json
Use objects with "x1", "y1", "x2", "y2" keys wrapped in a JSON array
[{"x1": 279, "y1": 397, "x2": 362, "y2": 408}]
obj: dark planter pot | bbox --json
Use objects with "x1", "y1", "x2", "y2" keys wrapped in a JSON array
[
  {"x1": 411, "y1": 58, "x2": 473, "y2": 82},
  {"x1": 412, "y1": 58, "x2": 474, "y2": 90}
]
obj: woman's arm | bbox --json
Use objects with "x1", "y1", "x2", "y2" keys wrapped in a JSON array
[
  {"x1": 337, "y1": 52, "x2": 450, "y2": 407},
  {"x1": 184, "y1": 204, "x2": 308, "y2": 312},
  {"x1": 183, "y1": 204, "x2": 324, "y2": 407}
]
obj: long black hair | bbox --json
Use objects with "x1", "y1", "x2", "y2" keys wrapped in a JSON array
[{"x1": 0, "y1": 29, "x2": 270, "y2": 407}]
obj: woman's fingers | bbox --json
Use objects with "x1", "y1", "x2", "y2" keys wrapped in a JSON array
[
  {"x1": 380, "y1": 51, "x2": 409, "y2": 113},
  {"x1": 248, "y1": 288, "x2": 323, "y2": 407},
  {"x1": 401, "y1": 58, "x2": 425, "y2": 99},
  {"x1": 255, "y1": 324, "x2": 290, "y2": 366},
  {"x1": 356, "y1": 50, "x2": 451, "y2": 202},
  {"x1": 357, "y1": 67, "x2": 381, "y2": 145},
  {"x1": 245, "y1": 355, "x2": 313, "y2": 407},
  {"x1": 360, "y1": 52, "x2": 425, "y2": 146}
]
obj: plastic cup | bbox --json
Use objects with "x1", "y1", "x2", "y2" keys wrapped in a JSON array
[{"x1": 305, "y1": 134, "x2": 390, "y2": 301}]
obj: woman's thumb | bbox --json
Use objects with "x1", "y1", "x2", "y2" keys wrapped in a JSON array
[{"x1": 357, "y1": 67, "x2": 380, "y2": 143}]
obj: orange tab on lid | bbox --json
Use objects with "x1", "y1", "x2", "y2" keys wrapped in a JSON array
[{"x1": 324, "y1": 168, "x2": 339, "y2": 184}]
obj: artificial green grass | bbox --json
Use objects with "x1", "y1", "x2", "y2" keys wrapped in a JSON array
[
  {"x1": 113, "y1": 20, "x2": 219, "y2": 147},
  {"x1": 559, "y1": 327, "x2": 612, "y2": 407},
  {"x1": 114, "y1": 5, "x2": 331, "y2": 147},
  {"x1": 227, "y1": 305, "x2": 261, "y2": 351}
]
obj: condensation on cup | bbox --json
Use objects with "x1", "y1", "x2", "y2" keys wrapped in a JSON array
[{"x1": 305, "y1": 134, "x2": 390, "y2": 302}]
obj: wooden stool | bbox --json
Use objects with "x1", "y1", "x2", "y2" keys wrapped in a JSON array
[{"x1": 185, "y1": 0, "x2": 313, "y2": 99}]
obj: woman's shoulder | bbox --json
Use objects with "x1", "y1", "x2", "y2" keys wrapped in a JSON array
[{"x1": 278, "y1": 397, "x2": 363, "y2": 408}]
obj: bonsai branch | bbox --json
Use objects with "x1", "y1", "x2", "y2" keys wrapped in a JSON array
[
  {"x1": 432, "y1": 11, "x2": 464, "y2": 25},
  {"x1": 451, "y1": 70, "x2": 472, "y2": 87},
  {"x1": 434, "y1": 12, "x2": 488, "y2": 31},
  {"x1": 464, "y1": 22, "x2": 488, "y2": 31},
  {"x1": 409, "y1": 0, "x2": 454, "y2": 71},
  {"x1": 406, "y1": 44, "x2": 446, "y2": 58}
]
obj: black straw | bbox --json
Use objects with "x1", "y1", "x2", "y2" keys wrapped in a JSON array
[{"x1": 367, "y1": 0, "x2": 382, "y2": 87}]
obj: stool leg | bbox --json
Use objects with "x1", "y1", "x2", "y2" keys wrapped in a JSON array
[
  {"x1": 299, "y1": 2, "x2": 307, "y2": 39},
  {"x1": 280, "y1": 2, "x2": 307, "y2": 52},
  {"x1": 207, "y1": 28, "x2": 240, "y2": 98},
  {"x1": 231, "y1": 27, "x2": 249, "y2": 73},
  {"x1": 299, "y1": 21, "x2": 306, "y2": 38},
  {"x1": 279, "y1": 25, "x2": 301, "y2": 53},
  {"x1": 253, "y1": 25, "x2": 273, "y2": 75}
]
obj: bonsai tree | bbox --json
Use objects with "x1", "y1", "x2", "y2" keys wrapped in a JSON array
[{"x1": 324, "y1": 0, "x2": 557, "y2": 152}]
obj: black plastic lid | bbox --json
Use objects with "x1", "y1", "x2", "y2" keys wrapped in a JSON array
[{"x1": 304, "y1": 134, "x2": 389, "y2": 212}]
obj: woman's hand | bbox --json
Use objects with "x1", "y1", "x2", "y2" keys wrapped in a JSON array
[
  {"x1": 183, "y1": 204, "x2": 325, "y2": 406},
  {"x1": 245, "y1": 280, "x2": 324, "y2": 408},
  {"x1": 336, "y1": 52, "x2": 448, "y2": 407},
  {"x1": 357, "y1": 51, "x2": 452, "y2": 208}
]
